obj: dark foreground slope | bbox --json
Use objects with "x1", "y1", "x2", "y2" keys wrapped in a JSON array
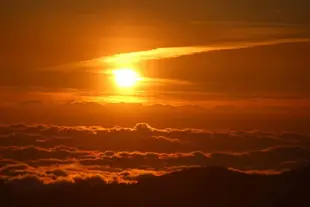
[{"x1": 1, "y1": 166, "x2": 310, "y2": 207}]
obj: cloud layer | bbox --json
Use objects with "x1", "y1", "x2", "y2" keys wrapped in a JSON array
[{"x1": 1, "y1": 123, "x2": 310, "y2": 184}]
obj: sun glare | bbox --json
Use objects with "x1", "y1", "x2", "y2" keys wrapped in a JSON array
[{"x1": 112, "y1": 68, "x2": 140, "y2": 88}]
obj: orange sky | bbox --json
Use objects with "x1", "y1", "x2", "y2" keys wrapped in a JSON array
[
  {"x1": 3, "y1": 2, "x2": 310, "y2": 197},
  {"x1": 1, "y1": 0, "x2": 310, "y2": 131}
]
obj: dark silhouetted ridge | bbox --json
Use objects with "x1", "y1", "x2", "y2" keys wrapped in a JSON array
[{"x1": 1, "y1": 166, "x2": 310, "y2": 207}]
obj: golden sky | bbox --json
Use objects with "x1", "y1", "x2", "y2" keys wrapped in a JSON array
[{"x1": 1, "y1": 0, "x2": 310, "y2": 131}]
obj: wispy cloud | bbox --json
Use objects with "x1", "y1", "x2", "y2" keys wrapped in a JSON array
[
  {"x1": 44, "y1": 38, "x2": 310, "y2": 72},
  {"x1": 104, "y1": 38, "x2": 310, "y2": 64}
]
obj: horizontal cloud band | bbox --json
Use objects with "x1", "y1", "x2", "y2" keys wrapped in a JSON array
[{"x1": 1, "y1": 123, "x2": 310, "y2": 185}]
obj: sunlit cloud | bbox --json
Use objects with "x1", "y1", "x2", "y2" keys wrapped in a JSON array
[
  {"x1": 45, "y1": 37, "x2": 310, "y2": 72},
  {"x1": 104, "y1": 47, "x2": 212, "y2": 65},
  {"x1": 103, "y1": 38, "x2": 310, "y2": 65}
]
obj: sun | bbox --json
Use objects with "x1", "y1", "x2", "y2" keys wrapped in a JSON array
[{"x1": 112, "y1": 68, "x2": 141, "y2": 88}]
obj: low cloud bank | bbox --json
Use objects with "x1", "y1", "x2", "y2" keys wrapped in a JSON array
[{"x1": 1, "y1": 123, "x2": 309, "y2": 185}]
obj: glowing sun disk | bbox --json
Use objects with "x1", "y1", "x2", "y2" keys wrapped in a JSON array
[{"x1": 112, "y1": 68, "x2": 140, "y2": 88}]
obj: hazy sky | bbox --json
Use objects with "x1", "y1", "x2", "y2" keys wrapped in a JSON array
[{"x1": 1, "y1": 0, "x2": 310, "y2": 130}]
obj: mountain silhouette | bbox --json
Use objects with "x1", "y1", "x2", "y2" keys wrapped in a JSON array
[{"x1": 1, "y1": 166, "x2": 310, "y2": 207}]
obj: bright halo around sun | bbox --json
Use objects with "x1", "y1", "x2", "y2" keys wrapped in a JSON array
[{"x1": 112, "y1": 68, "x2": 141, "y2": 88}]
